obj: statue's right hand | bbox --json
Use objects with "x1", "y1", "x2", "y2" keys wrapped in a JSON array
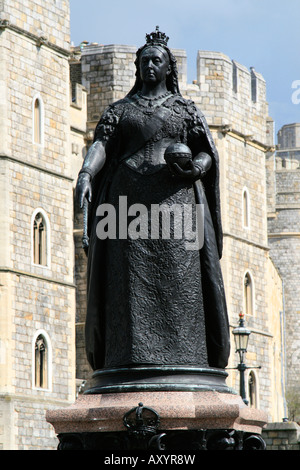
[{"x1": 76, "y1": 172, "x2": 92, "y2": 208}]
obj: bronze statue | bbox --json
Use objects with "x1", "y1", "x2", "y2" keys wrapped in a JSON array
[{"x1": 76, "y1": 27, "x2": 230, "y2": 376}]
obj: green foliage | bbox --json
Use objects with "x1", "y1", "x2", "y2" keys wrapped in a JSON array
[{"x1": 286, "y1": 387, "x2": 300, "y2": 422}]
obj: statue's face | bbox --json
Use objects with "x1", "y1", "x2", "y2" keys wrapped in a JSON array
[{"x1": 139, "y1": 46, "x2": 171, "y2": 85}]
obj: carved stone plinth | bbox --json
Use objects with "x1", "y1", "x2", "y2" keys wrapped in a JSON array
[{"x1": 46, "y1": 389, "x2": 267, "y2": 450}]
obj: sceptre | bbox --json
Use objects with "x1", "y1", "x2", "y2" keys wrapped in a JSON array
[{"x1": 82, "y1": 198, "x2": 89, "y2": 254}]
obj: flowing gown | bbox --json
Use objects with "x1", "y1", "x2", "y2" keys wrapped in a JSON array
[{"x1": 85, "y1": 92, "x2": 230, "y2": 371}]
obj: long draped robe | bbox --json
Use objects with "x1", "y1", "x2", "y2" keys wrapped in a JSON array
[{"x1": 84, "y1": 93, "x2": 230, "y2": 371}]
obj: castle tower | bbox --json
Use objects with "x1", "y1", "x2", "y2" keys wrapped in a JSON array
[
  {"x1": 0, "y1": 1, "x2": 76, "y2": 449},
  {"x1": 277, "y1": 123, "x2": 300, "y2": 166},
  {"x1": 267, "y1": 124, "x2": 300, "y2": 419}
]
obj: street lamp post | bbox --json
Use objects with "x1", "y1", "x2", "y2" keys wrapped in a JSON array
[{"x1": 232, "y1": 313, "x2": 251, "y2": 405}]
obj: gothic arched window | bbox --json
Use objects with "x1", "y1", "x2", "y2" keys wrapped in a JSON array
[
  {"x1": 32, "y1": 209, "x2": 50, "y2": 267},
  {"x1": 33, "y1": 212, "x2": 46, "y2": 265},
  {"x1": 32, "y1": 330, "x2": 52, "y2": 391}
]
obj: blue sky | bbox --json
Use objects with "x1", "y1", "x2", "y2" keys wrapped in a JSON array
[{"x1": 70, "y1": 0, "x2": 300, "y2": 138}]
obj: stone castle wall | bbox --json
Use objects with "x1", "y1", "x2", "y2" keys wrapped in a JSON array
[
  {"x1": 0, "y1": 0, "x2": 76, "y2": 450},
  {"x1": 184, "y1": 50, "x2": 284, "y2": 419},
  {"x1": 262, "y1": 422, "x2": 300, "y2": 450},
  {"x1": 0, "y1": 0, "x2": 70, "y2": 51},
  {"x1": 267, "y1": 167, "x2": 300, "y2": 399},
  {"x1": 278, "y1": 123, "x2": 300, "y2": 149},
  {"x1": 0, "y1": 0, "x2": 291, "y2": 445},
  {"x1": 81, "y1": 44, "x2": 136, "y2": 135},
  {"x1": 193, "y1": 51, "x2": 268, "y2": 140}
]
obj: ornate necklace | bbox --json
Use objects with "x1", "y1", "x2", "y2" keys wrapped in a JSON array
[
  {"x1": 137, "y1": 91, "x2": 171, "y2": 101},
  {"x1": 134, "y1": 91, "x2": 171, "y2": 114}
]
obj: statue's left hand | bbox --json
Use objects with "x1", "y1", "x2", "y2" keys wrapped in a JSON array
[
  {"x1": 169, "y1": 152, "x2": 212, "y2": 180},
  {"x1": 169, "y1": 160, "x2": 201, "y2": 179}
]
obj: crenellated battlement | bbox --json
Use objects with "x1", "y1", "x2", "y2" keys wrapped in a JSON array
[
  {"x1": 79, "y1": 44, "x2": 136, "y2": 130},
  {"x1": 77, "y1": 44, "x2": 270, "y2": 147},
  {"x1": 193, "y1": 51, "x2": 268, "y2": 143}
]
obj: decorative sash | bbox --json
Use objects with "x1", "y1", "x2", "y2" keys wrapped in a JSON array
[{"x1": 119, "y1": 96, "x2": 178, "y2": 162}]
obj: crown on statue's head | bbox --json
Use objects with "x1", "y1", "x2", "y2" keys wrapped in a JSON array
[{"x1": 145, "y1": 26, "x2": 169, "y2": 47}]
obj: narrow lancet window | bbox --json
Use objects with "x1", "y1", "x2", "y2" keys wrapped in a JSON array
[
  {"x1": 33, "y1": 98, "x2": 42, "y2": 144},
  {"x1": 242, "y1": 189, "x2": 250, "y2": 228},
  {"x1": 34, "y1": 335, "x2": 48, "y2": 389},
  {"x1": 248, "y1": 371, "x2": 257, "y2": 408},
  {"x1": 244, "y1": 272, "x2": 253, "y2": 316}
]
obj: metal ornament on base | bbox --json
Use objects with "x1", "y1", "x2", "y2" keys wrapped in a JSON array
[{"x1": 56, "y1": 429, "x2": 267, "y2": 451}]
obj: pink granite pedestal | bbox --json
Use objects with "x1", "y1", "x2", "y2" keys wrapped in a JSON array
[{"x1": 46, "y1": 390, "x2": 268, "y2": 450}]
